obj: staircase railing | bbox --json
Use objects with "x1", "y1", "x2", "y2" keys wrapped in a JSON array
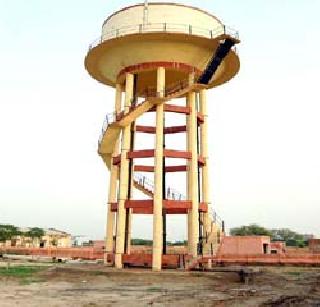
[
  {"x1": 88, "y1": 22, "x2": 239, "y2": 51},
  {"x1": 210, "y1": 207, "x2": 223, "y2": 230},
  {"x1": 98, "y1": 112, "x2": 118, "y2": 144},
  {"x1": 98, "y1": 77, "x2": 191, "y2": 145},
  {"x1": 133, "y1": 173, "x2": 154, "y2": 195},
  {"x1": 133, "y1": 173, "x2": 185, "y2": 201},
  {"x1": 133, "y1": 173, "x2": 223, "y2": 230}
]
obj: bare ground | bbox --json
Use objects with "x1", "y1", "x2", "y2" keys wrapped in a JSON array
[{"x1": 1, "y1": 262, "x2": 320, "y2": 306}]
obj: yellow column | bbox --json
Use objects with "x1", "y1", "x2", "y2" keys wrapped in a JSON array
[
  {"x1": 115, "y1": 73, "x2": 134, "y2": 268},
  {"x1": 105, "y1": 84, "x2": 122, "y2": 254},
  {"x1": 200, "y1": 89, "x2": 210, "y2": 240},
  {"x1": 188, "y1": 72, "x2": 199, "y2": 258},
  {"x1": 186, "y1": 95, "x2": 192, "y2": 253},
  {"x1": 152, "y1": 66, "x2": 165, "y2": 271}
]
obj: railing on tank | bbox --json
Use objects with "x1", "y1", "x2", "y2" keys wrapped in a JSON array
[{"x1": 88, "y1": 22, "x2": 239, "y2": 51}]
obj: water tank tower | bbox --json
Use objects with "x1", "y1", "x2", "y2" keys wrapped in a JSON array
[{"x1": 85, "y1": 2, "x2": 240, "y2": 271}]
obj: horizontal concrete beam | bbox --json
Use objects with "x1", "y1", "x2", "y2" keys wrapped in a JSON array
[
  {"x1": 110, "y1": 200, "x2": 208, "y2": 214},
  {"x1": 136, "y1": 125, "x2": 187, "y2": 134}
]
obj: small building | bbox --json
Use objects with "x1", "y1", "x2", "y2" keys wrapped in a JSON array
[
  {"x1": 218, "y1": 236, "x2": 272, "y2": 255},
  {"x1": 39, "y1": 228, "x2": 71, "y2": 248},
  {"x1": 270, "y1": 241, "x2": 286, "y2": 254},
  {"x1": 92, "y1": 240, "x2": 105, "y2": 250},
  {"x1": 0, "y1": 227, "x2": 71, "y2": 248},
  {"x1": 309, "y1": 239, "x2": 320, "y2": 253}
]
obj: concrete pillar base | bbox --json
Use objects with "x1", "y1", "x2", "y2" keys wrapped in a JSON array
[
  {"x1": 114, "y1": 254, "x2": 123, "y2": 269},
  {"x1": 152, "y1": 267, "x2": 161, "y2": 272}
]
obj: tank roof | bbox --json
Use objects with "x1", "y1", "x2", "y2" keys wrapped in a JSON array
[{"x1": 103, "y1": 2, "x2": 222, "y2": 27}]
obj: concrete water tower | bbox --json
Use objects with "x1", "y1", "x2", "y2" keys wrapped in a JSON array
[{"x1": 85, "y1": 2, "x2": 240, "y2": 271}]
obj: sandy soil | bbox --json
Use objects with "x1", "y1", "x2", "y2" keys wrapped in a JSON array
[{"x1": 1, "y1": 262, "x2": 320, "y2": 306}]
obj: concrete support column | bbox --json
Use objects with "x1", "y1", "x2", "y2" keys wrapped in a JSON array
[
  {"x1": 200, "y1": 89, "x2": 210, "y2": 239},
  {"x1": 105, "y1": 84, "x2": 122, "y2": 254},
  {"x1": 187, "y1": 73, "x2": 199, "y2": 257},
  {"x1": 186, "y1": 95, "x2": 192, "y2": 252},
  {"x1": 125, "y1": 125, "x2": 135, "y2": 254},
  {"x1": 115, "y1": 73, "x2": 134, "y2": 268},
  {"x1": 152, "y1": 66, "x2": 165, "y2": 271}
]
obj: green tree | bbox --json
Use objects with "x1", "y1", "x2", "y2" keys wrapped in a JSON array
[
  {"x1": 131, "y1": 239, "x2": 153, "y2": 246},
  {"x1": 270, "y1": 228, "x2": 296, "y2": 242},
  {"x1": 0, "y1": 224, "x2": 20, "y2": 242},
  {"x1": 25, "y1": 227, "x2": 44, "y2": 238},
  {"x1": 230, "y1": 224, "x2": 271, "y2": 236},
  {"x1": 167, "y1": 240, "x2": 187, "y2": 246},
  {"x1": 51, "y1": 239, "x2": 57, "y2": 246},
  {"x1": 231, "y1": 225, "x2": 308, "y2": 248}
]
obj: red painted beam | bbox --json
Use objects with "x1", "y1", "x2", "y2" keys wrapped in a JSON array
[
  {"x1": 133, "y1": 207, "x2": 190, "y2": 214},
  {"x1": 149, "y1": 104, "x2": 190, "y2": 114},
  {"x1": 127, "y1": 149, "x2": 155, "y2": 159},
  {"x1": 165, "y1": 125, "x2": 187, "y2": 134},
  {"x1": 117, "y1": 151, "x2": 202, "y2": 167},
  {"x1": 110, "y1": 203, "x2": 118, "y2": 212},
  {"x1": 165, "y1": 165, "x2": 187, "y2": 172},
  {"x1": 134, "y1": 165, "x2": 154, "y2": 172},
  {"x1": 112, "y1": 155, "x2": 121, "y2": 165},
  {"x1": 135, "y1": 125, "x2": 156, "y2": 134},
  {"x1": 164, "y1": 149, "x2": 191, "y2": 159},
  {"x1": 112, "y1": 201, "x2": 207, "y2": 214},
  {"x1": 134, "y1": 165, "x2": 187, "y2": 172},
  {"x1": 163, "y1": 200, "x2": 192, "y2": 210},
  {"x1": 198, "y1": 156, "x2": 205, "y2": 166},
  {"x1": 197, "y1": 113, "x2": 204, "y2": 124},
  {"x1": 165, "y1": 104, "x2": 190, "y2": 114},
  {"x1": 136, "y1": 125, "x2": 187, "y2": 134},
  {"x1": 166, "y1": 208, "x2": 188, "y2": 214},
  {"x1": 199, "y1": 202, "x2": 208, "y2": 212},
  {"x1": 132, "y1": 208, "x2": 153, "y2": 214},
  {"x1": 125, "y1": 200, "x2": 153, "y2": 209}
]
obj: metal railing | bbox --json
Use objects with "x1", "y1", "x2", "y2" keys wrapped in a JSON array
[
  {"x1": 98, "y1": 77, "x2": 192, "y2": 145},
  {"x1": 133, "y1": 173, "x2": 154, "y2": 195},
  {"x1": 88, "y1": 22, "x2": 239, "y2": 51},
  {"x1": 134, "y1": 173, "x2": 223, "y2": 230},
  {"x1": 210, "y1": 207, "x2": 223, "y2": 229},
  {"x1": 133, "y1": 173, "x2": 185, "y2": 201},
  {"x1": 98, "y1": 112, "x2": 118, "y2": 144}
]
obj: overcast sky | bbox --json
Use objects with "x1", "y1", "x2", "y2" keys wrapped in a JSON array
[{"x1": 0, "y1": 0, "x2": 319, "y2": 240}]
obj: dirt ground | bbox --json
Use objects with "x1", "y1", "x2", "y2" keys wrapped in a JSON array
[{"x1": 1, "y1": 261, "x2": 320, "y2": 306}]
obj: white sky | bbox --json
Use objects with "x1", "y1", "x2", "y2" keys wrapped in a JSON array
[{"x1": 0, "y1": 0, "x2": 319, "y2": 240}]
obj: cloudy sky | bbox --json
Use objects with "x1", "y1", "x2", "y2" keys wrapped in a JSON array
[{"x1": 0, "y1": 0, "x2": 319, "y2": 240}]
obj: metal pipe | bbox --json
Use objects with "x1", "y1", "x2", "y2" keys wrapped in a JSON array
[
  {"x1": 143, "y1": 0, "x2": 149, "y2": 28},
  {"x1": 162, "y1": 92, "x2": 166, "y2": 255},
  {"x1": 196, "y1": 92, "x2": 203, "y2": 255}
]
